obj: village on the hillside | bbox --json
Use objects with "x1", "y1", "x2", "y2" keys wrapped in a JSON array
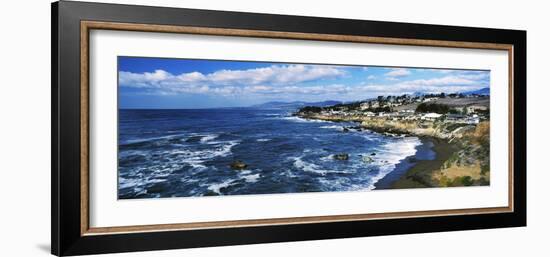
[
  {"x1": 305, "y1": 93, "x2": 490, "y2": 124},
  {"x1": 293, "y1": 91, "x2": 491, "y2": 189}
]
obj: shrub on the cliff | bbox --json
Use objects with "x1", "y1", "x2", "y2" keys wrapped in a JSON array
[
  {"x1": 416, "y1": 103, "x2": 450, "y2": 114},
  {"x1": 299, "y1": 106, "x2": 323, "y2": 113},
  {"x1": 481, "y1": 164, "x2": 490, "y2": 175},
  {"x1": 460, "y1": 176, "x2": 474, "y2": 186},
  {"x1": 370, "y1": 106, "x2": 392, "y2": 113},
  {"x1": 326, "y1": 102, "x2": 361, "y2": 111}
]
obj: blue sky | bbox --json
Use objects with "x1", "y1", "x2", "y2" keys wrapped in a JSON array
[{"x1": 119, "y1": 56, "x2": 490, "y2": 109}]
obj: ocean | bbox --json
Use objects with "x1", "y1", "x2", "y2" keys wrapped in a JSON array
[{"x1": 118, "y1": 108, "x2": 429, "y2": 199}]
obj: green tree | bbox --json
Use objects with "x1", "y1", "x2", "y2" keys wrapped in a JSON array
[
  {"x1": 415, "y1": 103, "x2": 450, "y2": 114},
  {"x1": 300, "y1": 106, "x2": 323, "y2": 113}
]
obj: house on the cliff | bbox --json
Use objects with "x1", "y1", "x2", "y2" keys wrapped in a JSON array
[{"x1": 421, "y1": 113, "x2": 442, "y2": 121}]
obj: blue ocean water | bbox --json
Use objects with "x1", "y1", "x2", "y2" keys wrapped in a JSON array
[{"x1": 118, "y1": 108, "x2": 423, "y2": 199}]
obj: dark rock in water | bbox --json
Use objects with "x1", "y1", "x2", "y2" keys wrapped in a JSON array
[
  {"x1": 230, "y1": 160, "x2": 248, "y2": 170},
  {"x1": 204, "y1": 191, "x2": 220, "y2": 196},
  {"x1": 342, "y1": 127, "x2": 350, "y2": 132},
  {"x1": 408, "y1": 157, "x2": 417, "y2": 163},
  {"x1": 333, "y1": 153, "x2": 349, "y2": 161},
  {"x1": 146, "y1": 183, "x2": 167, "y2": 194},
  {"x1": 370, "y1": 152, "x2": 376, "y2": 156},
  {"x1": 362, "y1": 156, "x2": 374, "y2": 163}
]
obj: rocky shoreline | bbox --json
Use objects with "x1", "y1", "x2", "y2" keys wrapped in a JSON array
[
  {"x1": 294, "y1": 112, "x2": 473, "y2": 140},
  {"x1": 294, "y1": 112, "x2": 490, "y2": 188}
]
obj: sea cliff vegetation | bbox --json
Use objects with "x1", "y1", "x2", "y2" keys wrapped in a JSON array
[{"x1": 294, "y1": 93, "x2": 490, "y2": 188}]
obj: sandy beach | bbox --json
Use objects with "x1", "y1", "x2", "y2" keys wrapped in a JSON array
[{"x1": 389, "y1": 137, "x2": 458, "y2": 189}]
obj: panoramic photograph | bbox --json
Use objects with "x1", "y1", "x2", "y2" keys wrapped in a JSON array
[{"x1": 117, "y1": 56, "x2": 491, "y2": 199}]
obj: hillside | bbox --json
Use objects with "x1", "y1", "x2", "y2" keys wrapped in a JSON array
[
  {"x1": 393, "y1": 96, "x2": 489, "y2": 111},
  {"x1": 293, "y1": 93, "x2": 491, "y2": 189}
]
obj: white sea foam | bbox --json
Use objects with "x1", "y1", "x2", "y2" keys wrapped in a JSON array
[
  {"x1": 263, "y1": 113, "x2": 282, "y2": 116},
  {"x1": 118, "y1": 150, "x2": 148, "y2": 158},
  {"x1": 291, "y1": 156, "x2": 350, "y2": 175},
  {"x1": 118, "y1": 177, "x2": 141, "y2": 190},
  {"x1": 320, "y1": 125, "x2": 343, "y2": 131},
  {"x1": 278, "y1": 116, "x2": 328, "y2": 123},
  {"x1": 377, "y1": 137, "x2": 421, "y2": 165},
  {"x1": 170, "y1": 140, "x2": 240, "y2": 164},
  {"x1": 360, "y1": 133, "x2": 379, "y2": 142},
  {"x1": 310, "y1": 136, "x2": 422, "y2": 191},
  {"x1": 256, "y1": 138, "x2": 271, "y2": 142},
  {"x1": 281, "y1": 169, "x2": 298, "y2": 178},
  {"x1": 200, "y1": 134, "x2": 219, "y2": 143},
  {"x1": 369, "y1": 137, "x2": 422, "y2": 188},
  {"x1": 205, "y1": 170, "x2": 261, "y2": 194},
  {"x1": 241, "y1": 174, "x2": 261, "y2": 183},
  {"x1": 188, "y1": 162, "x2": 208, "y2": 170},
  {"x1": 239, "y1": 169, "x2": 252, "y2": 175},
  {"x1": 207, "y1": 178, "x2": 241, "y2": 194},
  {"x1": 123, "y1": 133, "x2": 186, "y2": 144},
  {"x1": 181, "y1": 178, "x2": 200, "y2": 183},
  {"x1": 319, "y1": 154, "x2": 335, "y2": 162},
  {"x1": 146, "y1": 178, "x2": 167, "y2": 183},
  {"x1": 316, "y1": 176, "x2": 353, "y2": 191},
  {"x1": 118, "y1": 177, "x2": 166, "y2": 190},
  {"x1": 120, "y1": 139, "x2": 240, "y2": 196}
]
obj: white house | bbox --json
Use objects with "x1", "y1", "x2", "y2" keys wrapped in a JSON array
[
  {"x1": 421, "y1": 113, "x2": 442, "y2": 121},
  {"x1": 364, "y1": 111, "x2": 375, "y2": 117},
  {"x1": 360, "y1": 103, "x2": 370, "y2": 110}
]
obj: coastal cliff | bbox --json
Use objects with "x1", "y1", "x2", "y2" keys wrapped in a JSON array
[
  {"x1": 294, "y1": 111, "x2": 490, "y2": 189},
  {"x1": 295, "y1": 112, "x2": 473, "y2": 140}
]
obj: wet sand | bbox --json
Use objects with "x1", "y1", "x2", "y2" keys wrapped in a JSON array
[{"x1": 374, "y1": 137, "x2": 458, "y2": 189}]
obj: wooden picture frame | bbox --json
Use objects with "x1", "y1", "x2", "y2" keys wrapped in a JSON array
[{"x1": 52, "y1": 1, "x2": 526, "y2": 256}]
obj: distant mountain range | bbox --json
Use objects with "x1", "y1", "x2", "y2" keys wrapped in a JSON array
[
  {"x1": 252, "y1": 100, "x2": 342, "y2": 109},
  {"x1": 412, "y1": 87, "x2": 490, "y2": 96},
  {"x1": 251, "y1": 87, "x2": 489, "y2": 109},
  {"x1": 462, "y1": 87, "x2": 490, "y2": 95}
]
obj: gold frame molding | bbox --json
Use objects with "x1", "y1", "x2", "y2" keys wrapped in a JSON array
[{"x1": 80, "y1": 20, "x2": 514, "y2": 236}]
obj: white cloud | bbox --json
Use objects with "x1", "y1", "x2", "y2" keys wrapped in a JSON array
[
  {"x1": 384, "y1": 68, "x2": 411, "y2": 78},
  {"x1": 119, "y1": 69, "x2": 171, "y2": 88},
  {"x1": 119, "y1": 64, "x2": 346, "y2": 95},
  {"x1": 402, "y1": 75, "x2": 479, "y2": 86},
  {"x1": 266, "y1": 84, "x2": 351, "y2": 95},
  {"x1": 426, "y1": 69, "x2": 489, "y2": 78},
  {"x1": 120, "y1": 64, "x2": 488, "y2": 101},
  {"x1": 357, "y1": 73, "x2": 488, "y2": 96}
]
